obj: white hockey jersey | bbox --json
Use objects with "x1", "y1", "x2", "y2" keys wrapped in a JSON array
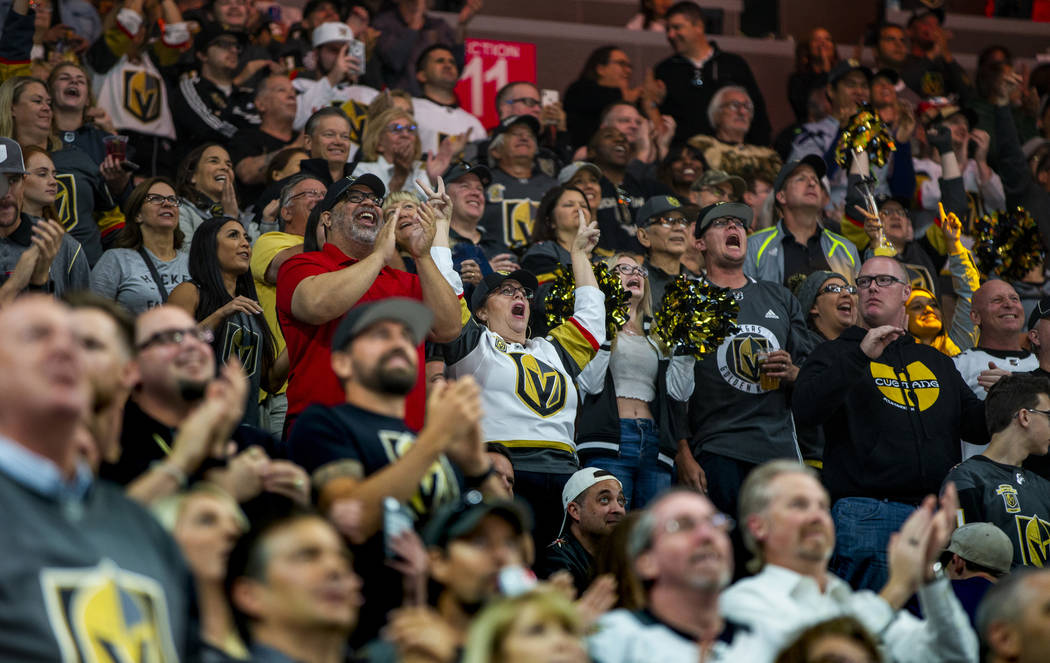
[
  {"x1": 92, "y1": 52, "x2": 176, "y2": 140},
  {"x1": 412, "y1": 97, "x2": 486, "y2": 156}
]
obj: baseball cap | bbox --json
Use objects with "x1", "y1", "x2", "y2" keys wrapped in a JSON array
[
  {"x1": 194, "y1": 23, "x2": 248, "y2": 54},
  {"x1": 422, "y1": 490, "x2": 532, "y2": 548},
  {"x1": 945, "y1": 522, "x2": 1013, "y2": 575},
  {"x1": 555, "y1": 468, "x2": 622, "y2": 539},
  {"x1": 773, "y1": 154, "x2": 827, "y2": 193},
  {"x1": 0, "y1": 138, "x2": 26, "y2": 198},
  {"x1": 316, "y1": 174, "x2": 386, "y2": 216},
  {"x1": 1028, "y1": 296, "x2": 1050, "y2": 330},
  {"x1": 691, "y1": 169, "x2": 746, "y2": 200},
  {"x1": 828, "y1": 58, "x2": 873, "y2": 86},
  {"x1": 469, "y1": 269, "x2": 538, "y2": 313},
  {"x1": 443, "y1": 161, "x2": 492, "y2": 187},
  {"x1": 695, "y1": 201, "x2": 753, "y2": 237},
  {"x1": 312, "y1": 21, "x2": 354, "y2": 48},
  {"x1": 635, "y1": 195, "x2": 690, "y2": 226},
  {"x1": 330, "y1": 298, "x2": 433, "y2": 351},
  {"x1": 558, "y1": 161, "x2": 602, "y2": 185},
  {"x1": 491, "y1": 114, "x2": 541, "y2": 140},
  {"x1": 795, "y1": 271, "x2": 847, "y2": 315}
]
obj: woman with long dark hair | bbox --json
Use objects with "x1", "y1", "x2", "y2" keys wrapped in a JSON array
[
  {"x1": 175, "y1": 143, "x2": 241, "y2": 245},
  {"x1": 522, "y1": 185, "x2": 594, "y2": 284},
  {"x1": 168, "y1": 216, "x2": 282, "y2": 428}
]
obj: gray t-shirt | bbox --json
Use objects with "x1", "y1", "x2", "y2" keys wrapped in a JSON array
[{"x1": 89, "y1": 247, "x2": 191, "y2": 314}]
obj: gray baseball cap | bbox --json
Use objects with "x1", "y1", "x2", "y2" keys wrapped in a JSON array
[
  {"x1": 0, "y1": 137, "x2": 26, "y2": 198},
  {"x1": 946, "y1": 522, "x2": 1014, "y2": 575},
  {"x1": 558, "y1": 161, "x2": 602, "y2": 185}
]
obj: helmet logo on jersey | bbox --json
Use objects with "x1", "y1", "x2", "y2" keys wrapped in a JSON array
[
  {"x1": 998, "y1": 484, "x2": 1021, "y2": 513},
  {"x1": 1016, "y1": 514, "x2": 1050, "y2": 567},
  {"x1": 870, "y1": 361, "x2": 940, "y2": 411},
  {"x1": 505, "y1": 200, "x2": 539, "y2": 249},
  {"x1": 40, "y1": 559, "x2": 178, "y2": 663},
  {"x1": 510, "y1": 352, "x2": 565, "y2": 417},
  {"x1": 220, "y1": 320, "x2": 259, "y2": 378},
  {"x1": 124, "y1": 71, "x2": 162, "y2": 123},
  {"x1": 715, "y1": 324, "x2": 779, "y2": 394},
  {"x1": 54, "y1": 173, "x2": 77, "y2": 231}
]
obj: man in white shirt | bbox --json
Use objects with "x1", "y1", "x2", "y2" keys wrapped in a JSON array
[
  {"x1": 293, "y1": 21, "x2": 379, "y2": 131},
  {"x1": 412, "y1": 44, "x2": 485, "y2": 156},
  {"x1": 723, "y1": 460, "x2": 978, "y2": 663}
]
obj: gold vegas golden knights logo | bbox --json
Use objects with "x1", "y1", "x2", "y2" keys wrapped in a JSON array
[
  {"x1": 1016, "y1": 513, "x2": 1050, "y2": 567},
  {"x1": 220, "y1": 321, "x2": 260, "y2": 378},
  {"x1": 54, "y1": 173, "x2": 78, "y2": 231},
  {"x1": 123, "y1": 71, "x2": 163, "y2": 123},
  {"x1": 41, "y1": 560, "x2": 178, "y2": 662},
  {"x1": 377, "y1": 429, "x2": 458, "y2": 516},
  {"x1": 869, "y1": 361, "x2": 941, "y2": 411},
  {"x1": 509, "y1": 352, "x2": 566, "y2": 417}
]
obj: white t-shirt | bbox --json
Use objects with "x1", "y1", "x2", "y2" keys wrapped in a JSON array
[{"x1": 412, "y1": 97, "x2": 486, "y2": 156}]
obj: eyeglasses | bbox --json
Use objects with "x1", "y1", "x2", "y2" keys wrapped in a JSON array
[
  {"x1": 710, "y1": 217, "x2": 747, "y2": 229},
  {"x1": 494, "y1": 284, "x2": 533, "y2": 299},
  {"x1": 855, "y1": 274, "x2": 907, "y2": 289},
  {"x1": 611, "y1": 264, "x2": 648, "y2": 278},
  {"x1": 721, "y1": 100, "x2": 754, "y2": 113},
  {"x1": 136, "y1": 327, "x2": 214, "y2": 351},
  {"x1": 287, "y1": 189, "x2": 325, "y2": 203},
  {"x1": 386, "y1": 123, "x2": 417, "y2": 135},
  {"x1": 341, "y1": 190, "x2": 383, "y2": 206},
  {"x1": 819, "y1": 284, "x2": 858, "y2": 295},
  {"x1": 647, "y1": 215, "x2": 689, "y2": 229},
  {"x1": 661, "y1": 512, "x2": 735, "y2": 536},
  {"x1": 1023, "y1": 408, "x2": 1050, "y2": 419},
  {"x1": 210, "y1": 38, "x2": 243, "y2": 52},
  {"x1": 502, "y1": 97, "x2": 541, "y2": 108},
  {"x1": 144, "y1": 193, "x2": 179, "y2": 207}
]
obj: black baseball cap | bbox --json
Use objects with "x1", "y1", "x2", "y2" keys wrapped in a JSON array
[
  {"x1": 635, "y1": 195, "x2": 691, "y2": 226},
  {"x1": 695, "y1": 201, "x2": 753, "y2": 237},
  {"x1": 1029, "y1": 296, "x2": 1050, "y2": 331},
  {"x1": 469, "y1": 269, "x2": 538, "y2": 313},
  {"x1": 194, "y1": 22, "x2": 249, "y2": 54},
  {"x1": 828, "y1": 58, "x2": 873, "y2": 86},
  {"x1": 773, "y1": 154, "x2": 827, "y2": 193},
  {"x1": 491, "y1": 114, "x2": 541, "y2": 140},
  {"x1": 331, "y1": 298, "x2": 433, "y2": 351},
  {"x1": 316, "y1": 174, "x2": 386, "y2": 215},
  {"x1": 422, "y1": 490, "x2": 532, "y2": 548},
  {"x1": 443, "y1": 161, "x2": 492, "y2": 187}
]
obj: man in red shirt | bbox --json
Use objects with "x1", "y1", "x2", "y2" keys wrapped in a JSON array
[{"x1": 276, "y1": 174, "x2": 463, "y2": 433}]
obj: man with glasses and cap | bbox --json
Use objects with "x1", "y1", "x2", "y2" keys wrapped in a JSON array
[
  {"x1": 442, "y1": 161, "x2": 518, "y2": 288},
  {"x1": 745, "y1": 155, "x2": 860, "y2": 287},
  {"x1": 679, "y1": 201, "x2": 813, "y2": 526},
  {"x1": 794, "y1": 255, "x2": 988, "y2": 592},
  {"x1": 634, "y1": 194, "x2": 696, "y2": 309},
  {"x1": 276, "y1": 174, "x2": 463, "y2": 434}
]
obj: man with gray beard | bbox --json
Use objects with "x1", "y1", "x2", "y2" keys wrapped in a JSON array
[
  {"x1": 721, "y1": 460, "x2": 978, "y2": 663},
  {"x1": 276, "y1": 174, "x2": 463, "y2": 434}
]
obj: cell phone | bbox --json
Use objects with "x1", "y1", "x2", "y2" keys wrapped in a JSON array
[
  {"x1": 347, "y1": 38, "x2": 366, "y2": 77},
  {"x1": 120, "y1": 160, "x2": 141, "y2": 173},
  {"x1": 541, "y1": 89, "x2": 559, "y2": 107},
  {"x1": 498, "y1": 565, "x2": 537, "y2": 597},
  {"x1": 383, "y1": 497, "x2": 414, "y2": 558}
]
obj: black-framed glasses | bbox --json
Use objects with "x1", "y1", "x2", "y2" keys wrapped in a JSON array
[
  {"x1": 341, "y1": 190, "x2": 383, "y2": 206},
  {"x1": 647, "y1": 215, "x2": 689, "y2": 229},
  {"x1": 820, "y1": 284, "x2": 858, "y2": 296},
  {"x1": 502, "y1": 97, "x2": 541, "y2": 108},
  {"x1": 611, "y1": 264, "x2": 648, "y2": 278},
  {"x1": 855, "y1": 274, "x2": 906, "y2": 289},
  {"x1": 1019, "y1": 408, "x2": 1050, "y2": 421},
  {"x1": 494, "y1": 284, "x2": 533, "y2": 300},
  {"x1": 144, "y1": 193, "x2": 179, "y2": 206},
  {"x1": 136, "y1": 327, "x2": 214, "y2": 351}
]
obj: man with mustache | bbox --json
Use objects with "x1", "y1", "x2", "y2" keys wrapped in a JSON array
[
  {"x1": 793, "y1": 256, "x2": 988, "y2": 592},
  {"x1": 723, "y1": 460, "x2": 977, "y2": 663},
  {"x1": 287, "y1": 298, "x2": 500, "y2": 643},
  {"x1": 276, "y1": 173, "x2": 462, "y2": 433}
]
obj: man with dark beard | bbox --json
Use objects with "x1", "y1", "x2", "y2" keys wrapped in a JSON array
[{"x1": 287, "y1": 298, "x2": 500, "y2": 643}]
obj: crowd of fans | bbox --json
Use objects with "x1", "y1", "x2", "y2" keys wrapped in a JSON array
[{"x1": 5, "y1": 0, "x2": 1050, "y2": 661}]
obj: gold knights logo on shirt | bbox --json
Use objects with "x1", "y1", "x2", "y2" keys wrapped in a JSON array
[
  {"x1": 509, "y1": 352, "x2": 566, "y2": 417},
  {"x1": 123, "y1": 71, "x2": 163, "y2": 123},
  {"x1": 715, "y1": 324, "x2": 779, "y2": 394},
  {"x1": 40, "y1": 559, "x2": 178, "y2": 662}
]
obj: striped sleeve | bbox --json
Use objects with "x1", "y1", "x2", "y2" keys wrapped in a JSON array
[
  {"x1": 0, "y1": 5, "x2": 34, "y2": 82},
  {"x1": 546, "y1": 285, "x2": 604, "y2": 378}
]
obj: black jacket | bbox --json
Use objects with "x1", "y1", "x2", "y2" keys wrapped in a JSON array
[
  {"x1": 654, "y1": 44, "x2": 771, "y2": 146},
  {"x1": 793, "y1": 326, "x2": 988, "y2": 503},
  {"x1": 536, "y1": 529, "x2": 594, "y2": 595}
]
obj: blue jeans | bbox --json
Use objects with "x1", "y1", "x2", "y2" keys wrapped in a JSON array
[
  {"x1": 585, "y1": 419, "x2": 672, "y2": 510},
  {"x1": 831, "y1": 497, "x2": 915, "y2": 592}
]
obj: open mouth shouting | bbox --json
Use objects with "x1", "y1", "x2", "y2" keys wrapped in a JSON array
[{"x1": 510, "y1": 301, "x2": 527, "y2": 319}]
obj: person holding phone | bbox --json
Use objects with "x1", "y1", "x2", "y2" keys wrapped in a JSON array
[{"x1": 292, "y1": 21, "x2": 379, "y2": 132}]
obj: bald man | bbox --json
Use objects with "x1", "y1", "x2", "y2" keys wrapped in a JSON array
[{"x1": 793, "y1": 256, "x2": 987, "y2": 591}]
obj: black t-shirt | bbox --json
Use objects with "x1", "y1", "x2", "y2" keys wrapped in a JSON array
[
  {"x1": 287, "y1": 401, "x2": 462, "y2": 644},
  {"x1": 780, "y1": 227, "x2": 831, "y2": 286},
  {"x1": 228, "y1": 128, "x2": 297, "y2": 206}
]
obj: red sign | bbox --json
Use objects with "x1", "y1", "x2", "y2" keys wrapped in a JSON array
[{"x1": 455, "y1": 39, "x2": 537, "y2": 131}]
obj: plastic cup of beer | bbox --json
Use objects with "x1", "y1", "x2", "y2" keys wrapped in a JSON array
[
  {"x1": 103, "y1": 135, "x2": 128, "y2": 161},
  {"x1": 756, "y1": 351, "x2": 780, "y2": 391}
]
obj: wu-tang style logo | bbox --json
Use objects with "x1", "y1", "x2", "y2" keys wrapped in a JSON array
[
  {"x1": 123, "y1": 71, "x2": 162, "y2": 123},
  {"x1": 715, "y1": 324, "x2": 778, "y2": 394},
  {"x1": 378, "y1": 429, "x2": 458, "y2": 516},
  {"x1": 998, "y1": 484, "x2": 1021, "y2": 513},
  {"x1": 41, "y1": 559, "x2": 178, "y2": 662},
  {"x1": 55, "y1": 173, "x2": 78, "y2": 231},
  {"x1": 510, "y1": 352, "x2": 566, "y2": 417},
  {"x1": 220, "y1": 320, "x2": 260, "y2": 378},
  {"x1": 1016, "y1": 513, "x2": 1050, "y2": 567},
  {"x1": 869, "y1": 361, "x2": 940, "y2": 411}
]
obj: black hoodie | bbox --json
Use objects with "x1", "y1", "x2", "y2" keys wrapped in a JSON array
[{"x1": 793, "y1": 326, "x2": 988, "y2": 503}]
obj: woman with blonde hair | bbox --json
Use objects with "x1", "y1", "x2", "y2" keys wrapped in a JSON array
[
  {"x1": 461, "y1": 590, "x2": 589, "y2": 663},
  {"x1": 575, "y1": 252, "x2": 694, "y2": 509},
  {"x1": 353, "y1": 107, "x2": 449, "y2": 193}
]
